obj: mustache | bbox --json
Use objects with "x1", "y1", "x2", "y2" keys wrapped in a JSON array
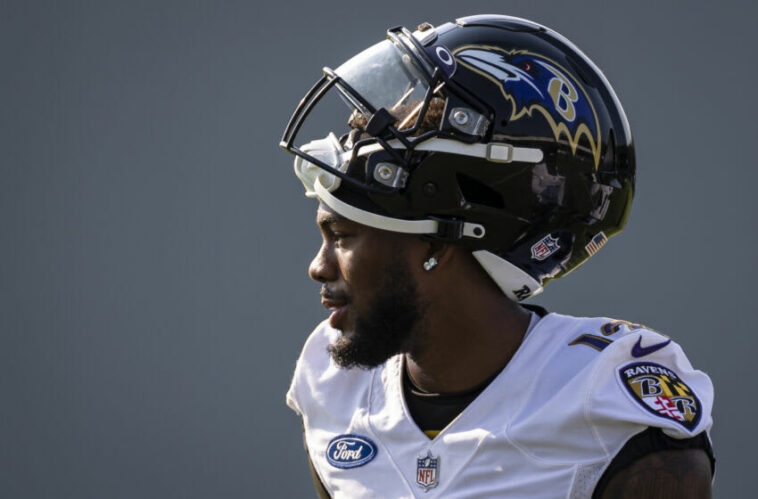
[{"x1": 320, "y1": 286, "x2": 351, "y2": 304}]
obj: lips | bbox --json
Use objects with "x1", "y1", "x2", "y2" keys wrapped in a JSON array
[
  {"x1": 328, "y1": 305, "x2": 348, "y2": 329},
  {"x1": 321, "y1": 289, "x2": 350, "y2": 330},
  {"x1": 322, "y1": 299, "x2": 348, "y2": 329},
  {"x1": 321, "y1": 297, "x2": 346, "y2": 309}
]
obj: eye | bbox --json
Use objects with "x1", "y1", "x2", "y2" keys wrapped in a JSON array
[{"x1": 331, "y1": 232, "x2": 353, "y2": 246}]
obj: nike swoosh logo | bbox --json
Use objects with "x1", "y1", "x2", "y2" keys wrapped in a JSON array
[{"x1": 631, "y1": 336, "x2": 672, "y2": 358}]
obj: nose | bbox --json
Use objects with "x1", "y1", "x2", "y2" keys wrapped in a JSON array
[{"x1": 308, "y1": 241, "x2": 337, "y2": 283}]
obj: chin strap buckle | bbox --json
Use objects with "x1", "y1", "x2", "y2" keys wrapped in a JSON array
[{"x1": 430, "y1": 217, "x2": 465, "y2": 241}]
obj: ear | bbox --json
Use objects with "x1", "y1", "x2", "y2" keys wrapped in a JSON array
[{"x1": 423, "y1": 241, "x2": 455, "y2": 269}]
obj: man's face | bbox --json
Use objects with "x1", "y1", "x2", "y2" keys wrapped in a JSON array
[{"x1": 309, "y1": 205, "x2": 428, "y2": 369}]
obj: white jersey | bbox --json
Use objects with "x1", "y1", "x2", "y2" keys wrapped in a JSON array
[{"x1": 286, "y1": 312, "x2": 714, "y2": 498}]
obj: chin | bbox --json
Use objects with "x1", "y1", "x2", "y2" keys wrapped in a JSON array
[{"x1": 330, "y1": 314, "x2": 353, "y2": 336}]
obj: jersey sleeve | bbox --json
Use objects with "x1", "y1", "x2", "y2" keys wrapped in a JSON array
[{"x1": 586, "y1": 328, "x2": 714, "y2": 449}]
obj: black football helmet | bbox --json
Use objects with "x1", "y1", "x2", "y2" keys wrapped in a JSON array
[{"x1": 280, "y1": 14, "x2": 635, "y2": 301}]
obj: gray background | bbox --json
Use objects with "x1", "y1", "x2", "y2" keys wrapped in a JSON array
[{"x1": 1, "y1": 0, "x2": 754, "y2": 497}]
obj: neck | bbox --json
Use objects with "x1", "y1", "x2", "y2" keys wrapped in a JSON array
[{"x1": 406, "y1": 273, "x2": 532, "y2": 394}]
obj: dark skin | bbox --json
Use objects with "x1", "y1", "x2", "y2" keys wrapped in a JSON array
[
  {"x1": 309, "y1": 204, "x2": 712, "y2": 497},
  {"x1": 601, "y1": 449, "x2": 712, "y2": 499},
  {"x1": 309, "y1": 204, "x2": 530, "y2": 392}
]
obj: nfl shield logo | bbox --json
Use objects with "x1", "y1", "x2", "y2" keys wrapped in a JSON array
[
  {"x1": 416, "y1": 451, "x2": 440, "y2": 491},
  {"x1": 530, "y1": 234, "x2": 560, "y2": 261}
]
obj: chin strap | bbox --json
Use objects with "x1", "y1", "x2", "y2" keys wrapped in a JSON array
[{"x1": 314, "y1": 180, "x2": 485, "y2": 240}]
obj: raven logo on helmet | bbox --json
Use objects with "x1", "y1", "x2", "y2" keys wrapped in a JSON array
[{"x1": 454, "y1": 46, "x2": 602, "y2": 168}]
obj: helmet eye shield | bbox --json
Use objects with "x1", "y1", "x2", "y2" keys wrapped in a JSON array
[
  {"x1": 335, "y1": 38, "x2": 430, "y2": 115},
  {"x1": 280, "y1": 30, "x2": 448, "y2": 194}
]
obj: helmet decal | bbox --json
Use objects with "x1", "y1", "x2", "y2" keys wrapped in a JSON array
[
  {"x1": 584, "y1": 231, "x2": 608, "y2": 256},
  {"x1": 530, "y1": 234, "x2": 561, "y2": 261},
  {"x1": 454, "y1": 46, "x2": 602, "y2": 168}
]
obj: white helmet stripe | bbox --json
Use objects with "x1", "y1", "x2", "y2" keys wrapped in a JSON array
[{"x1": 356, "y1": 138, "x2": 544, "y2": 164}]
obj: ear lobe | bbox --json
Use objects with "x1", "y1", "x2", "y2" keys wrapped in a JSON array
[{"x1": 424, "y1": 241, "x2": 454, "y2": 268}]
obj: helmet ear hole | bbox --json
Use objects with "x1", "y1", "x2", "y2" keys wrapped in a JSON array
[{"x1": 456, "y1": 173, "x2": 505, "y2": 209}]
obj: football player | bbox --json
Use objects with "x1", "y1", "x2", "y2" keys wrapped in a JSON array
[{"x1": 281, "y1": 14, "x2": 714, "y2": 498}]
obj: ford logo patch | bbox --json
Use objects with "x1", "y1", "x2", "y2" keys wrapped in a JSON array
[{"x1": 325, "y1": 434, "x2": 377, "y2": 469}]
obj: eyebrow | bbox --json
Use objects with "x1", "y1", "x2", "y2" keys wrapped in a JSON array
[{"x1": 317, "y1": 213, "x2": 346, "y2": 230}]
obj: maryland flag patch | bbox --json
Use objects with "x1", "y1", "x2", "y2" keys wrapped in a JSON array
[{"x1": 619, "y1": 362, "x2": 701, "y2": 431}]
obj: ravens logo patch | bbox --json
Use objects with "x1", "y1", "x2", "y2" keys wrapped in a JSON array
[{"x1": 619, "y1": 361, "x2": 701, "y2": 431}]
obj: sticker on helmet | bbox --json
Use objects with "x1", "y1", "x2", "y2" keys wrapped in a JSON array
[
  {"x1": 531, "y1": 234, "x2": 560, "y2": 261},
  {"x1": 618, "y1": 361, "x2": 701, "y2": 431},
  {"x1": 585, "y1": 231, "x2": 607, "y2": 256},
  {"x1": 453, "y1": 45, "x2": 601, "y2": 168}
]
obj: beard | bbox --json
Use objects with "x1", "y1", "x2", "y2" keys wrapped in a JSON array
[{"x1": 327, "y1": 260, "x2": 426, "y2": 369}]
